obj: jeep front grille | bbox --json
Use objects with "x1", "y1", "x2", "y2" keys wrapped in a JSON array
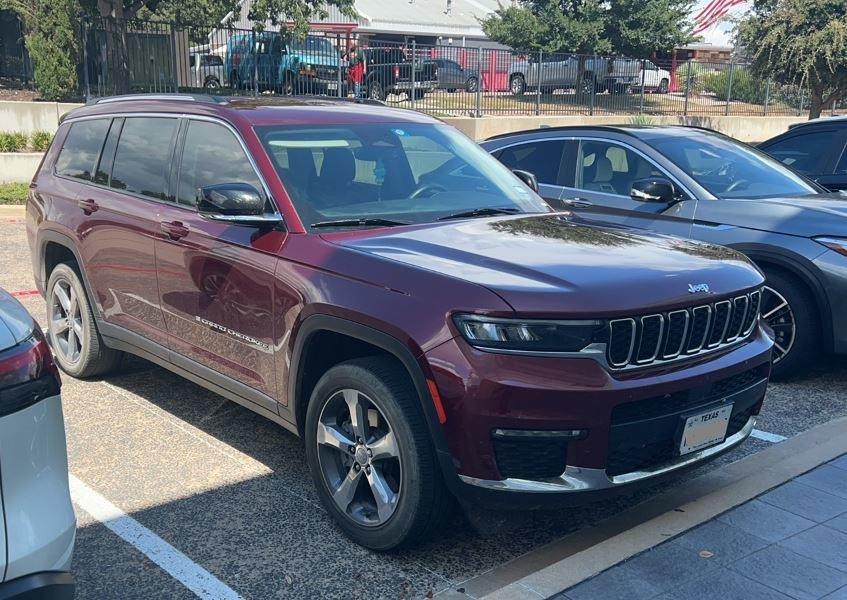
[{"x1": 606, "y1": 290, "x2": 761, "y2": 370}]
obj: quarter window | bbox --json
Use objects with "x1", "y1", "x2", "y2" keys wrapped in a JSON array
[
  {"x1": 176, "y1": 120, "x2": 264, "y2": 207},
  {"x1": 496, "y1": 141, "x2": 566, "y2": 185},
  {"x1": 834, "y1": 143, "x2": 847, "y2": 175},
  {"x1": 55, "y1": 119, "x2": 110, "y2": 181},
  {"x1": 110, "y1": 117, "x2": 177, "y2": 200}
]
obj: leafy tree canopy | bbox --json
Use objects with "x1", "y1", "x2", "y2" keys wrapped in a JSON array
[
  {"x1": 737, "y1": 0, "x2": 847, "y2": 119},
  {"x1": 481, "y1": 0, "x2": 695, "y2": 57}
]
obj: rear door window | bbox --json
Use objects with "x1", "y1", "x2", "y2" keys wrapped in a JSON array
[
  {"x1": 110, "y1": 117, "x2": 178, "y2": 200},
  {"x1": 176, "y1": 120, "x2": 264, "y2": 207},
  {"x1": 55, "y1": 119, "x2": 111, "y2": 181},
  {"x1": 496, "y1": 140, "x2": 566, "y2": 185}
]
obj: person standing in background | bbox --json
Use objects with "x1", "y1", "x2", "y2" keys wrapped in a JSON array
[{"x1": 347, "y1": 44, "x2": 366, "y2": 98}]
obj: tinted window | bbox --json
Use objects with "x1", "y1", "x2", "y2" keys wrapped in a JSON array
[
  {"x1": 496, "y1": 141, "x2": 565, "y2": 185},
  {"x1": 576, "y1": 141, "x2": 664, "y2": 195},
  {"x1": 110, "y1": 117, "x2": 177, "y2": 200},
  {"x1": 258, "y1": 123, "x2": 547, "y2": 229},
  {"x1": 837, "y1": 146, "x2": 847, "y2": 175},
  {"x1": 763, "y1": 130, "x2": 834, "y2": 174},
  {"x1": 93, "y1": 118, "x2": 123, "y2": 185},
  {"x1": 177, "y1": 120, "x2": 264, "y2": 207},
  {"x1": 201, "y1": 55, "x2": 223, "y2": 66},
  {"x1": 648, "y1": 132, "x2": 817, "y2": 199},
  {"x1": 55, "y1": 119, "x2": 110, "y2": 181}
]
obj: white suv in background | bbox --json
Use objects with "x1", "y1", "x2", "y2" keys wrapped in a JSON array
[{"x1": 0, "y1": 288, "x2": 75, "y2": 599}]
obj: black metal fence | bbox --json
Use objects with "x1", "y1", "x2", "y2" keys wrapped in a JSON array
[{"x1": 80, "y1": 17, "x2": 843, "y2": 118}]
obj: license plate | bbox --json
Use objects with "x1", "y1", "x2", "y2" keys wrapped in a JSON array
[
  {"x1": 327, "y1": 82, "x2": 338, "y2": 90},
  {"x1": 678, "y1": 404, "x2": 733, "y2": 455}
]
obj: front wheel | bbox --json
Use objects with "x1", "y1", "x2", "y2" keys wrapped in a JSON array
[
  {"x1": 510, "y1": 74, "x2": 526, "y2": 96},
  {"x1": 465, "y1": 76, "x2": 479, "y2": 93},
  {"x1": 305, "y1": 356, "x2": 450, "y2": 550},
  {"x1": 760, "y1": 269, "x2": 818, "y2": 380},
  {"x1": 658, "y1": 78, "x2": 669, "y2": 94},
  {"x1": 368, "y1": 80, "x2": 386, "y2": 101},
  {"x1": 46, "y1": 262, "x2": 122, "y2": 378}
]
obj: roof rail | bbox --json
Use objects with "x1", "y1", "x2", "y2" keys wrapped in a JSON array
[{"x1": 87, "y1": 93, "x2": 224, "y2": 105}]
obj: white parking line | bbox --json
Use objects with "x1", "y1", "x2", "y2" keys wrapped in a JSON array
[
  {"x1": 751, "y1": 429, "x2": 788, "y2": 443},
  {"x1": 69, "y1": 474, "x2": 245, "y2": 600}
]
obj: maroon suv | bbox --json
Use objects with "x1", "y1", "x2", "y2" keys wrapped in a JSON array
[{"x1": 27, "y1": 95, "x2": 772, "y2": 550}]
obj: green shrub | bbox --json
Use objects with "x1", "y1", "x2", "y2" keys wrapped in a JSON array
[
  {"x1": 700, "y1": 68, "x2": 767, "y2": 104},
  {"x1": 30, "y1": 131, "x2": 53, "y2": 152},
  {"x1": 629, "y1": 115, "x2": 655, "y2": 125},
  {"x1": 0, "y1": 132, "x2": 28, "y2": 153},
  {"x1": 0, "y1": 183, "x2": 29, "y2": 205}
]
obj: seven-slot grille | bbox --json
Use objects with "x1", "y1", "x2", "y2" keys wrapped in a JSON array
[{"x1": 606, "y1": 290, "x2": 761, "y2": 369}]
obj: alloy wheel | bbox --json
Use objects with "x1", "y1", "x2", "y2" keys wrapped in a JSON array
[
  {"x1": 316, "y1": 388, "x2": 401, "y2": 527},
  {"x1": 761, "y1": 285, "x2": 795, "y2": 364},
  {"x1": 50, "y1": 278, "x2": 84, "y2": 365}
]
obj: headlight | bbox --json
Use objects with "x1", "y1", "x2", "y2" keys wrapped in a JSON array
[
  {"x1": 815, "y1": 236, "x2": 847, "y2": 257},
  {"x1": 453, "y1": 314, "x2": 607, "y2": 353}
]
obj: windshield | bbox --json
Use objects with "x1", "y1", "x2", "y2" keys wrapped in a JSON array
[
  {"x1": 256, "y1": 123, "x2": 549, "y2": 229},
  {"x1": 290, "y1": 36, "x2": 335, "y2": 55},
  {"x1": 649, "y1": 132, "x2": 819, "y2": 199}
]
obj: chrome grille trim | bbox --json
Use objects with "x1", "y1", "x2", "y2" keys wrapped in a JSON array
[{"x1": 605, "y1": 290, "x2": 762, "y2": 371}]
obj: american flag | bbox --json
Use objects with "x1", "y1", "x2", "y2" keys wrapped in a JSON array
[{"x1": 692, "y1": 0, "x2": 747, "y2": 35}]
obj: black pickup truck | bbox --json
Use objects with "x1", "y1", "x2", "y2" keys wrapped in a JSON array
[{"x1": 363, "y1": 48, "x2": 438, "y2": 101}]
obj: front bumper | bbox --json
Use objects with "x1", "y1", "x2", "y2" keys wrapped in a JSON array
[
  {"x1": 424, "y1": 325, "x2": 772, "y2": 507},
  {"x1": 0, "y1": 572, "x2": 74, "y2": 600}
]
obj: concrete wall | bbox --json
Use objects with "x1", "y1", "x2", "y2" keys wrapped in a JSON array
[
  {"x1": 0, "y1": 153, "x2": 44, "y2": 183},
  {"x1": 443, "y1": 115, "x2": 805, "y2": 144},
  {"x1": 0, "y1": 101, "x2": 81, "y2": 134}
]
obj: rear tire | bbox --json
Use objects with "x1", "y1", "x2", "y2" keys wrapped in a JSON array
[
  {"x1": 305, "y1": 356, "x2": 451, "y2": 550},
  {"x1": 369, "y1": 80, "x2": 386, "y2": 101},
  {"x1": 760, "y1": 268, "x2": 818, "y2": 380},
  {"x1": 465, "y1": 76, "x2": 479, "y2": 93},
  {"x1": 46, "y1": 262, "x2": 122, "y2": 378},
  {"x1": 658, "y1": 78, "x2": 669, "y2": 94},
  {"x1": 510, "y1": 74, "x2": 526, "y2": 96}
]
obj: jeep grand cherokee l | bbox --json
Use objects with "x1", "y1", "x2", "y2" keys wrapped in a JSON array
[{"x1": 27, "y1": 95, "x2": 772, "y2": 550}]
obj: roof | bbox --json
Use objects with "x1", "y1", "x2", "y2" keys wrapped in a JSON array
[
  {"x1": 226, "y1": 0, "x2": 499, "y2": 39},
  {"x1": 66, "y1": 94, "x2": 441, "y2": 127},
  {"x1": 788, "y1": 115, "x2": 847, "y2": 130},
  {"x1": 483, "y1": 124, "x2": 724, "y2": 142}
]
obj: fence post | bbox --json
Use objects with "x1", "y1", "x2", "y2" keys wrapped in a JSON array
[
  {"x1": 169, "y1": 24, "x2": 179, "y2": 93},
  {"x1": 639, "y1": 59, "x2": 646, "y2": 115},
  {"x1": 82, "y1": 19, "x2": 91, "y2": 100},
  {"x1": 797, "y1": 86, "x2": 805, "y2": 116},
  {"x1": 410, "y1": 39, "x2": 417, "y2": 111},
  {"x1": 475, "y1": 46, "x2": 483, "y2": 117},
  {"x1": 763, "y1": 79, "x2": 770, "y2": 116},
  {"x1": 725, "y1": 59, "x2": 734, "y2": 116},
  {"x1": 683, "y1": 61, "x2": 692, "y2": 116},
  {"x1": 251, "y1": 28, "x2": 258, "y2": 97},
  {"x1": 535, "y1": 49, "x2": 542, "y2": 116},
  {"x1": 590, "y1": 54, "x2": 596, "y2": 117}
]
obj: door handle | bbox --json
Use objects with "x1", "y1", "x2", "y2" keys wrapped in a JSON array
[
  {"x1": 563, "y1": 198, "x2": 594, "y2": 208},
  {"x1": 77, "y1": 198, "x2": 99, "y2": 214},
  {"x1": 160, "y1": 220, "x2": 189, "y2": 240}
]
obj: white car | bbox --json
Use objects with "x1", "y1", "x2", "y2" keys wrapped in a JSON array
[
  {"x1": 635, "y1": 60, "x2": 671, "y2": 94},
  {"x1": 0, "y1": 288, "x2": 75, "y2": 599}
]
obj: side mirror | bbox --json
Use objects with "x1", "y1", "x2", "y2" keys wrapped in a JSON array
[
  {"x1": 198, "y1": 183, "x2": 281, "y2": 227},
  {"x1": 512, "y1": 169, "x2": 539, "y2": 193},
  {"x1": 630, "y1": 178, "x2": 677, "y2": 203}
]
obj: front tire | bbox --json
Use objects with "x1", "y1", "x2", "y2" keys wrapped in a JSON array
[
  {"x1": 510, "y1": 74, "x2": 526, "y2": 96},
  {"x1": 368, "y1": 80, "x2": 386, "y2": 101},
  {"x1": 305, "y1": 356, "x2": 450, "y2": 550},
  {"x1": 46, "y1": 262, "x2": 122, "y2": 378},
  {"x1": 760, "y1": 268, "x2": 818, "y2": 380},
  {"x1": 466, "y1": 76, "x2": 479, "y2": 93},
  {"x1": 658, "y1": 78, "x2": 669, "y2": 94}
]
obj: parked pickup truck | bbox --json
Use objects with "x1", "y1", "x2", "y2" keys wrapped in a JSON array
[
  {"x1": 508, "y1": 55, "x2": 669, "y2": 95},
  {"x1": 226, "y1": 32, "x2": 346, "y2": 95},
  {"x1": 362, "y1": 48, "x2": 437, "y2": 101}
]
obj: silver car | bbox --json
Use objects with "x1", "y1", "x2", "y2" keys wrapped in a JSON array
[{"x1": 0, "y1": 288, "x2": 75, "y2": 599}]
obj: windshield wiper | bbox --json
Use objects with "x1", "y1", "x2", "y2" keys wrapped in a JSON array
[
  {"x1": 437, "y1": 207, "x2": 523, "y2": 221},
  {"x1": 311, "y1": 218, "x2": 411, "y2": 229}
]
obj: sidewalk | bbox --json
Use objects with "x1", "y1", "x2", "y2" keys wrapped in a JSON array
[{"x1": 553, "y1": 454, "x2": 847, "y2": 600}]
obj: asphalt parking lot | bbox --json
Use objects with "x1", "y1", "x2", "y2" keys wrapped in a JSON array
[{"x1": 2, "y1": 209, "x2": 846, "y2": 600}]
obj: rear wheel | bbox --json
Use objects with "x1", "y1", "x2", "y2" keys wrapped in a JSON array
[
  {"x1": 46, "y1": 262, "x2": 122, "y2": 378},
  {"x1": 369, "y1": 80, "x2": 386, "y2": 101},
  {"x1": 305, "y1": 356, "x2": 450, "y2": 550},
  {"x1": 658, "y1": 78, "x2": 669, "y2": 94},
  {"x1": 465, "y1": 76, "x2": 479, "y2": 93},
  {"x1": 510, "y1": 74, "x2": 526, "y2": 96},
  {"x1": 760, "y1": 268, "x2": 818, "y2": 380}
]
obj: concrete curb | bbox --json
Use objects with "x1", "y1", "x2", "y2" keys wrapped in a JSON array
[
  {"x1": 0, "y1": 205, "x2": 26, "y2": 217},
  {"x1": 466, "y1": 416, "x2": 847, "y2": 599}
]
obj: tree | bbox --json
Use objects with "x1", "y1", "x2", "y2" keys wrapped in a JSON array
[
  {"x1": 0, "y1": 0, "x2": 81, "y2": 100},
  {"x1": 737, "y1": 0, "x2": 847, "y2": 119},
  {"x1": 481, "y1": 0, "x2": 694, "y2": 57}
]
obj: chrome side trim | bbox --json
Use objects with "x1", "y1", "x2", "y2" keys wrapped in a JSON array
[{"x1": 458, "y1": 417, "x2": 756, "y2": 493}]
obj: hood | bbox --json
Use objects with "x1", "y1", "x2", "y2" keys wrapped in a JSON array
[
  {"x1": 326, "y1": 215, "x2": 763, "y2": 315},
  {"x1": 712, "y1": 193, "x2": 847, "y2": 238},
  {"x1": 0, "y1": 289, "x2": 36, "y2": 352}
]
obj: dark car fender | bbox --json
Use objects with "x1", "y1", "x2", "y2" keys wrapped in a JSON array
[
  {"x1": 728, "y1": 242, "x2": 834, "y2": 351},
  {"x1": 288, "y1": 313, "x2": 463, "y2": 492}
]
